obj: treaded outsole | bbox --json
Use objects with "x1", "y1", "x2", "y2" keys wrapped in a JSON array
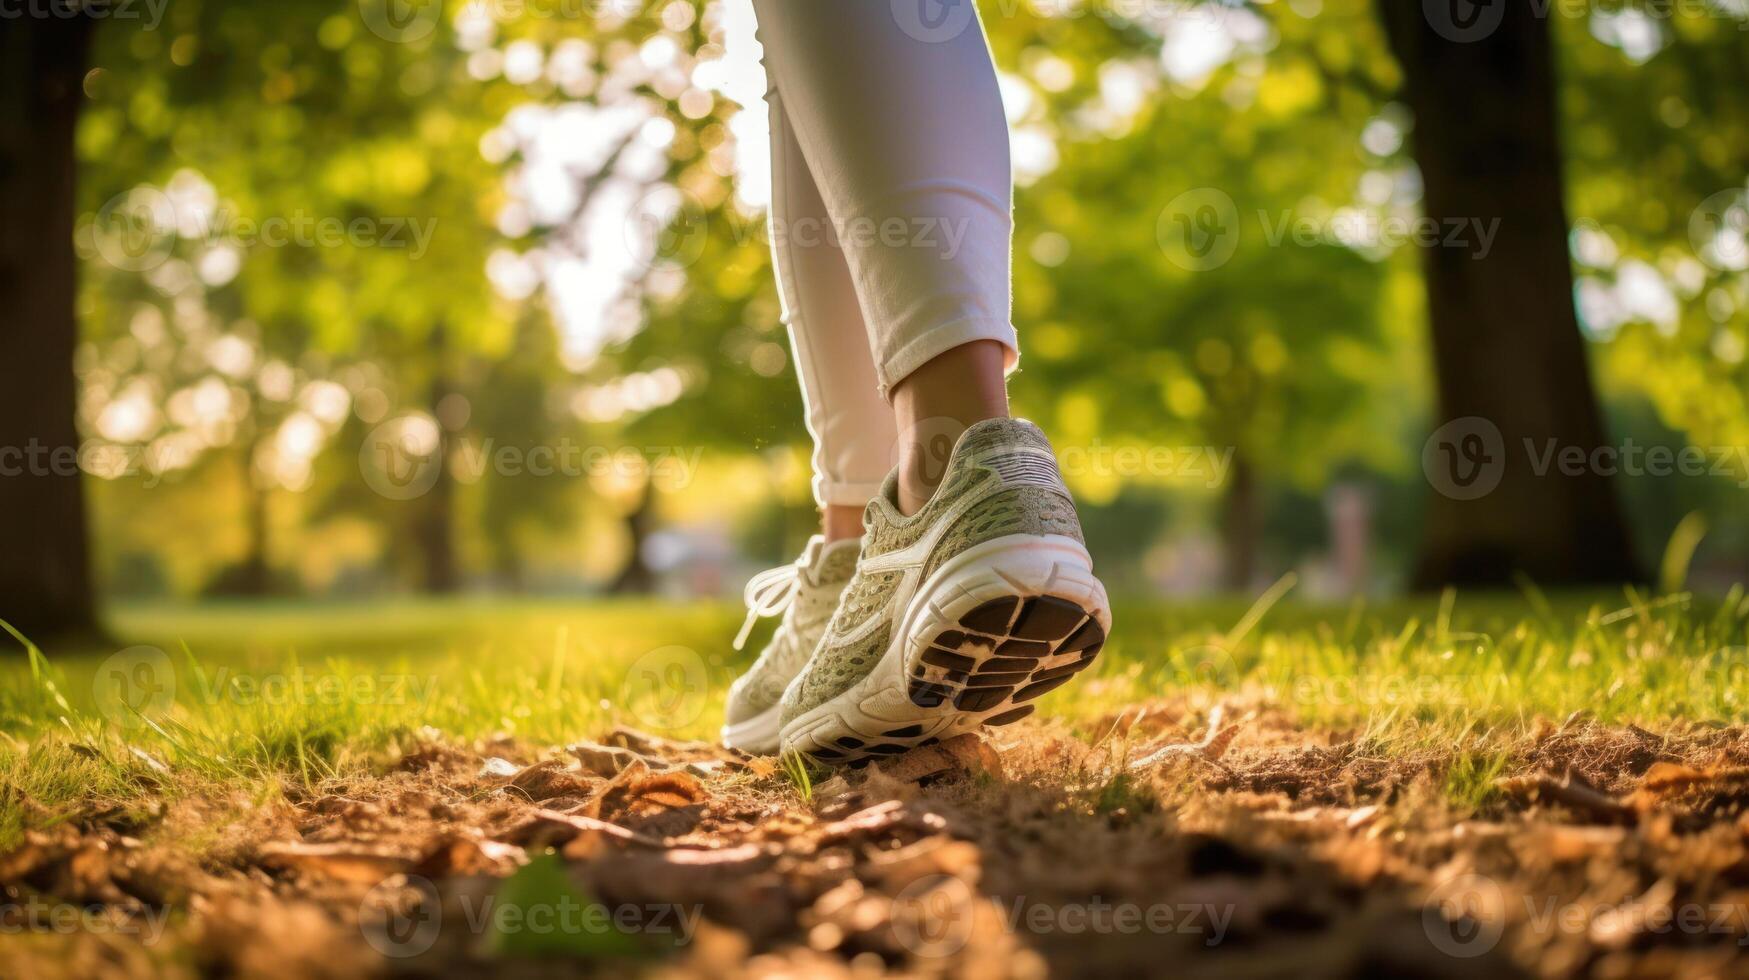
[{"x1": 794, "y1": 593, "x2": 1106, "y2": 766}]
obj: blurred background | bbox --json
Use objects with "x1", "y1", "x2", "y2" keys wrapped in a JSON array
[{"x1": 3, "y1": 0, "x2": 1747, "y2": 638}]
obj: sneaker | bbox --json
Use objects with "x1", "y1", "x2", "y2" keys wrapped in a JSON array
[
  {"x1": 777, "y1": 418, "x2": 1110, "y2": 763},
  {"x1": 721, "y1": 535, "x2": 860, "y2": 754}
]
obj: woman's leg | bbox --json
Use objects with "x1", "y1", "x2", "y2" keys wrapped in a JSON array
[
  {"x1": 751, "y1": 0, "x2": 1018, "y2": 514},
  {"x1": 767, "y1": 89, "x2": 897, "y2": 540},
  {"x1": 753, "y1": 1, "x2": 1111, "y2": 763}
]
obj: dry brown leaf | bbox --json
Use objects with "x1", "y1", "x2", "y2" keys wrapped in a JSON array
[
  {"x1": 505, "y1": 759, "x2": 596, "y2": 801},
  {"x1": 410, "y1": 833, "x2": 527, "y2": 878},
  {"x1": 1130, "y1": 705, "x2": 1244, "y2": 769},
  {"x1": 569, "y1": 740, "x2": 650, "y2": 777},
  {"x1": 1535, "y1": 824, "x2": 1629, "y2": 862},
  {"x1": 862, "y1": 733, "x2": 1001, "y2": 785},
  {"x1": 1495, "y1": 771, "x2": 1635, "y2": 823},
  {"x1": 255, "y1": 841, "x2": 411, "y2": 884},
  {"x1": 508, "y1": 807, "x2": 665, "y2": 855}
]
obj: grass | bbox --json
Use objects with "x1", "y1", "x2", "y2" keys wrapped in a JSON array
[{"x1": 3, "y1": 587, "x2": 1747, "y2": 849}]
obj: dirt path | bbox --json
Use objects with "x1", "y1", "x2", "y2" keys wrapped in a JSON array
[{"x1": 6, "y1": 701, "x2": 1749, "y2": 978}]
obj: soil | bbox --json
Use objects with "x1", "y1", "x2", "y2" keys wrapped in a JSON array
[{"x1": 6, "y1": 700, "x2": 1749, "y2": 979}]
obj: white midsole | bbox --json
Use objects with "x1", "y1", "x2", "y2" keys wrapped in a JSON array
[
  {"x1": 721, "y1": 703, "x2": 783, "y2": 755},
  {"x1": 778, "y1": 533, "x2": 1109, "y2": 753}
]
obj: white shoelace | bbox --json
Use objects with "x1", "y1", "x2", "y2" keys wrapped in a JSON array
[{"x1": 733, "y1": 560, "x2": 804, "y2": 651}]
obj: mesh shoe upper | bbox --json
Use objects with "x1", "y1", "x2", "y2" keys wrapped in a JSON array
[
  {"x1": 724, "y1": 536, "x2": 859, "y2": 726},
  {"x1": 779, "y1": 418, "x2": 1084, "y2": 721}
]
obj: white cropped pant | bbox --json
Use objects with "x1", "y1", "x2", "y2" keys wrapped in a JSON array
[{"x1": 751, "y1": 0, "x2": 1018, "y2": 507}]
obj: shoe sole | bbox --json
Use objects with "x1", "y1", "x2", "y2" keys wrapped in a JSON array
[
  {"x1": 777, "y1": 534, "x2": 1109, "y2": 766},
  {"x1": 720, "y1": 704, "x2": 782, "y2": 755}
]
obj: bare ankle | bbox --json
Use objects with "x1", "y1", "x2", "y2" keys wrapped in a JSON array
[
  {"x1": 821, "y1": 504, "x2": 864, "y2": 544},
  {"x1": 890, "y1": 340, "x2": 1011, "y2": 515}
]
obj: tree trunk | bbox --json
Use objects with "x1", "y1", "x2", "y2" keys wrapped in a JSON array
[
  {"x1": 414, "y1": 331, "x2": 458, "y2": 593},
  {"x1": 0, "y1": 18, "x2": 98, "y2": 639},
  {"x1": 1219, "y1": 452, "x2": 1258, "y2": 592},
  {"x1": 1380, "y1": 2, "x2": 1641, "y2": 588},
  {"x1": 610, "y1": 479, "x2": 658, "y2": 595},
  {"x1": 239, "y1": 449, "x2": 271, "y2": 595}
]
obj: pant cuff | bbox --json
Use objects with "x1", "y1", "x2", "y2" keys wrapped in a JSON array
[
  {"x1": 817, "y1": 479, "x2": 886, "y2": 509},
  {"x1": 876, "y1": 316, "x2": 1020, "y2": 398}
]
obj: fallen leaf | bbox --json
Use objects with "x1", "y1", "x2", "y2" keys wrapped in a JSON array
[
  {"x1": 569, "y1": 741, "x2": 646, "y2": 777},
  {"x1": 506, "y1": 759, "x2": 596, "y2": 801},
  {"x1": 256, "y1": 841, "x2": 411, "y2": 884},
  {"x1": 411, "y1": 834, "x2": 528, "y2": 877},
  {"x1": 866, "y1": 733, "x2": 1000, "y2": 784},
  {"x1": 1495, "y1": 771, "x2": 1635, "y2": 823},
  {"x1": 1130, "y1": 705, "x2": 1244, "y2": 769}
]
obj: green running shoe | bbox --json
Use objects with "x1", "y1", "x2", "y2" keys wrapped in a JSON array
[
  {"x1": 778, "y1": 418, "x2": 1110, "y2": 764},
  {"x1": 721, "y1": 535, "x2": 859, "y2": 754}
]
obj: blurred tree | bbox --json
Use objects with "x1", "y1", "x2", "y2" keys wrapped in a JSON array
[
  {"x1": 75, "y1": 0, "x2": 517, "y2": 594},
  {"x1": 987, "y1": 1, "x2": 1418, "y2": 588},
  {"x1": 1556, "y1": 6, "x2": 1749, "y2": 574},
  {"x1": 1, "y1": 18, "x2": 98, "y2": 638},
  {"x1": 1379, "y1": 1, "x2": 1642, "y2": 587}
]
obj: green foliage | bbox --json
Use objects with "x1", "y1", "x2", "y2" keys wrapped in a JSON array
[
  {"x1": 484, "y1": 852, "x2": 646, "y2": 959},
  {"x1": 64, "y1": 0, "x2": 1749, "y2": 593}
]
